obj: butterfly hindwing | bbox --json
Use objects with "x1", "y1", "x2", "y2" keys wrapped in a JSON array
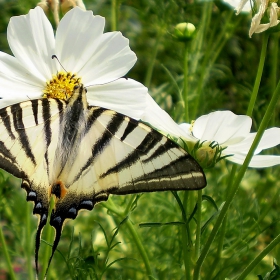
[{"x1": 0, "y1": 85, "x2": 206, "y2": 276}]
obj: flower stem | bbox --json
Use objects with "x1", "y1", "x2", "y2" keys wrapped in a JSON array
[
  {"x1": 102, "y1": 198, "x2": 154, "y2": 278},
  {"x1": 223, "y1": 187, "x2": 280, "y2": 256},
  {"x1": 235, "y1": 232, "x2": 280, "y2": 280},
  {"x1": 247, "y1": 33, "x2": 269, "y2": 117},
  {"x1": 193, "y1": 79, "x2": 280, "y2": 279},
  {"x1": 183, "y1": 42, "x2": 189, "y2": 122},
  {"x1": 0, "y1": 224, "x2": 16, "y2": 280},
  {"x1": 41, "y1": 198, "x2": 54, "y2": 279},
  {"x1": 111, "y1": 0, "x2": 118, "y2": 31},
  {"x1": 194, "y1": 190, "x2": 202, "y2": 261},
  {"x1": 26, "y1": 203, "x2": 34, "y2": 280},
  {"x1": 182, "y1": 191, "x2": 192, "y2": 280},
  {"x1": 144, "y1": 29, "x2": 163, "y2": 88},
  {"x1": 125, "y1": 218, "x2": 154, "y2": 279}
]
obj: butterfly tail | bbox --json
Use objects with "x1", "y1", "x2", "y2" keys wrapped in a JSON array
[{"x1": 34, "y1": 211, "x2": 48, "y2": 277}]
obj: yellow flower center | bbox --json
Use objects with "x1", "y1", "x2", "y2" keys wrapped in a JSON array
[{"x1": 43, "y1": 72, "x2": 81, "y2": 100}]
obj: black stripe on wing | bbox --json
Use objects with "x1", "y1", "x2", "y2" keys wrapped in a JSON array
[
  {"x1": 12, "y1": 103, "x2": 36, "y2": 165},
  {"x1": 71, "y1": 110, "x2": 125, "y2": 184},
  {"x1": 100, "y1": 129, "x2": 163, "y2": 179},
  {"x1": 0, "y1": 107, "x2": 16, "y2": 140}
]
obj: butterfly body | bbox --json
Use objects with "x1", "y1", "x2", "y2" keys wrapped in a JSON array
[{"x1": 0, "y1": 85, "x2": 206, "y2": 275}]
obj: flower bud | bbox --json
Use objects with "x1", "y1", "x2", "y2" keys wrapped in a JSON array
[{"x1": 174, "y1": 22, "x2": 196, "y2": 42}]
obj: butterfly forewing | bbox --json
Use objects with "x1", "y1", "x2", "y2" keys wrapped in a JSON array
[{"x1": 0, "y1": 85, "x2": 206, "y2": 276}]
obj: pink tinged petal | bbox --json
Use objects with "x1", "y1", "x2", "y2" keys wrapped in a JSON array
[
  {"x1": 192, "y1": 111, "x2": 251, "y2": 145},
  {"x1": 55, "y1": 7, "x2": 105, "y2": 73},
  {"x1": 142, "y1": 95, "x2": 196, "y2": 141},
  {"x1": 79, "y1": 31, "x2": 136, "y2": 85},
  {"x1": 7, "y1": 7, "x2": 56, "y2": 81},
  {"x1": 86, "y1": 78, "x2": 146, "y2": 120},
  {"x1": 249, "y1": 0, "x2": 271, "y2": 37},
  {"x1": 250, "y1": 3, "x2": 280, "y2": 36},
  {"x1": 226, "y1": 153, "x2": 280, "y2": 168}
]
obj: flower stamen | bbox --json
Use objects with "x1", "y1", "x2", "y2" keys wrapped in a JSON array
[{"x1": 43, "y1": 72, "x2": 81, "y2": 100}]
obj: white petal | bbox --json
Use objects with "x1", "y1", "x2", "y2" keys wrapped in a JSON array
[
  {"x1": 0, "y1": 75, "x2": 42, "y2": 109},
  {"x1": 79, "y1": 31, "x2": 136, "y2": 85},
  {"x1": 86, "y1": 78, "x2": 146, "y2": 120},
  {"x1": 225, "y1": 127, "x2": 280, "y2": 154},
  {"x1": 142, "y1": 95, "x2": 196, "y2": 141},
  {"x1": 55, "y1": 7, "x2": 136, "y2": 85},
  {"x1": 0, "y1": 51, "x2": 42, "y2": 85},
  {"x1": 55, "y1": 7, "x2": 105, "y2": 73},
  {"x1": 7, "y1": 7, "x2": 56, "y2": 81},
  {"x1": 193, "y1": 111, "x2": 251, "y2": 145},
  {"x1": 226, "y1": 153, "x2": 280, "y2": 168}
]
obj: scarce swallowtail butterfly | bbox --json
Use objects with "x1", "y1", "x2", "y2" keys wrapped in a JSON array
[{"x1": 0, "y1": 84, "x2": 206, "y2": 276}]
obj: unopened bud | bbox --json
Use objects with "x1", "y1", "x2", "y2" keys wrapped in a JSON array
[{"x1": 174, "y1": 22, "x2": 196, "y2": 42}]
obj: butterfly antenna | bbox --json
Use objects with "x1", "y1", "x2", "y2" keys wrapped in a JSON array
[{"x1": 52, "y1": 55, "x2": 68, "y2": 72}]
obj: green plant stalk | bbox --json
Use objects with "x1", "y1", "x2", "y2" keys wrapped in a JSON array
[
  {"x1": 125, "y1": 218, "x2": 154, "y2": 279},
  {"x1": 235, "y1": 232, "x2": 280, "y2": 280},
  {"x1": 270, "y1": 33, "x2": 279, "y2": 125},
  {"x1": 193, "y1": 79, "x2": 280, "y2": 280},
  {"x1": 41, "y1": 198, "x2": 55, "y2": 280},
  {"x1": 111, "y1": 0, "x2": 118, "y2": 31},
  {"x1": 101, "y1": 198, "x2": 153, "y2": 278},
  {"x1": 192, "y1": 11, "x2": 235, "y2": 119},
  {"x1": 247, "y1": 33, "x2": 269, "y2": 117},
  {"x1": 182, "y1": 191, "x2": 192, "y2": 280},
  {"x1": 191, "y1": 1, "x2": 212, "y2": 74},
  {"x1": 144, "y1": 29, "x2": 163, "y2": 88},
  {"x1": 194, "y1": 190, "x2": 202, "y2": 261},
  {"x1": 207, "y1": 214, "x2": 228, "y2": 280},
  {"x1": 26, "y1": 203, "x2": 34, "y2": 280},
  {"x1": 183, "y1": 42, "x2": 189, "y2": 122},
  {"x1": 0, "y1": 224, "x2": 16, "y2": 280},
  {"x1": 223, "y1": 187, "x2": 280, "y2": 256}
]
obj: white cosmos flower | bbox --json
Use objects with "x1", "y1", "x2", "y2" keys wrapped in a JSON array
[
  {"x1": 0, "y1": 6, "x2": 147, "y2": 119},
  {"x1": 179, "y1": 111, "x2": 280, "y2": 168},
  {"x1": 0, "y1": 6, "x2": 196, "y2": 141}
]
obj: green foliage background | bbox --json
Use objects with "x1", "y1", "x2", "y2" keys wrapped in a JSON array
[{"x1": 1, "y1": 0, "x2": 280, "y2": 279}]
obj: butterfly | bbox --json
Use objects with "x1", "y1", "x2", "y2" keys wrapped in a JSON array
[{"x1": 0, "y1": 84, "x2": 206, "y2": 276}]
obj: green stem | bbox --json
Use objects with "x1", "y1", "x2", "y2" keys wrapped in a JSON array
[
  {"x1": 26, "y1": 203, "x2": 34, "y2": 280},
  {"x1": 182, "y1": 191, "x2": 192, "y2": 280},
  {"x1": 270, "y1": 33, "x2": 279, "y2": 125},
  {"x1": 247, "y1": 33, "x2": 269, "y2": 117},
  {"x1": 194, "y1": 190, "x2": 202, "y2": 261},
  {"x1": 111, "y1": 0, "x2": 118, "y2": 31},
  {"x1": 223, "y1": 187, "x2": 280, "y2": 256},
  {"x1": 144, "y1": 29, "x2": 163, "y2": 88},
  {"x1": 193, "y1": 78, "x2": 280, "y2": 280},
  {"x1": 235, "y1": 232, "x2": 280, "y2": 280},
  {"x1": 183, "y1": 42, "x2": 189, "y2": 122},
  {"x1": 102, "y1": 198, "x2": 153, "y2": 278},
  {"x1": 125, "y1": 218, "x2": 154, "y2": 278},
  {"x1": 41, "y1": 199, "x2": 54, "y2": 279},
  {"x1": 0, "y1": 224, "x2": 16, "y2": 280},
  {"x1": 207, "y1": 214, "x2": 228, "y2": 279},
  {"x1": 192, "y1": 11, "x2": 235, "y2": 119}
]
